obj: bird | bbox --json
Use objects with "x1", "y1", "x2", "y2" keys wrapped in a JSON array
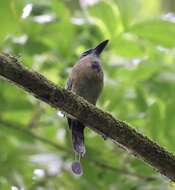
[{"x1": 66, "y1": 40, "x2": 109, "y2": 175}]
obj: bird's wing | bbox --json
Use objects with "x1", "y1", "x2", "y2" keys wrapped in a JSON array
[
  {"x1": 66, "y1": 78, "x2": 73, "y2": 91},
  {"x1": 66, "y1": 78, "x2": 73, "y2": 128}
]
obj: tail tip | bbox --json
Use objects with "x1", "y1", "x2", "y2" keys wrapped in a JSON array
[{"x1": 71, "y1": 161, "x2": 83, "y2": 176}]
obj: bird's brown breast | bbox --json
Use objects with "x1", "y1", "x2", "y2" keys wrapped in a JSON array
[{"x1": 70, "y1": 60, "x2": 103, "y2": 104}]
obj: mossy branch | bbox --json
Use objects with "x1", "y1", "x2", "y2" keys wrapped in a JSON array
[{"x1": 0, "y1": 53, "x2": 175, "y2": 181}]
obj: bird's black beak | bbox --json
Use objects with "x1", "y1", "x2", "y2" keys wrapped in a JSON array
[{"x1": 94, "y1": 40, "x2": 109, "y2": 56}]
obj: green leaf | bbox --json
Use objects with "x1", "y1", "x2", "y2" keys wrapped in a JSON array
[
  {"x1": 129, "y1": 19, "x2": 175, "y2": 48},
  {"x1": 0, "y1": 0, "x2": 24, "y2": 44},
  {"x1": 112, "y1": 35, "x2": 144, "y2": 57},
  {"x1": 115, "y1": 0, "x2": 140, "y2": 29},
  {"x1": 88, "y1": 1, "x2": 123, "y2": 39},
  {"x1": 146, "y1": 102, "x2": 162, "y2": 141},
  {"x1": 164, "y1": 98, "x2": 175, "y2": 147},
  {"x1": 135, "y1": 86, "x2": 148, "y2": 112}
]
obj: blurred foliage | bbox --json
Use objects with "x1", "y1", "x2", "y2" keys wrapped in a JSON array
[{"x1": 0, "y1": 0, "x2": 175, "y2": 189}]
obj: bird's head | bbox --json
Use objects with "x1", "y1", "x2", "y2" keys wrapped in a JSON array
[
  {"x1": 78, "y1": 40, "x2": 109, "y2": 73},
  {"x1": 80, "y1": 40, "x2": 109, "y2": 60}
]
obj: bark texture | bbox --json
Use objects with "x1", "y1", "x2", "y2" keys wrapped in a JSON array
[{"x1": 0, "y1": 53, "x2": 175, "y2": 181}]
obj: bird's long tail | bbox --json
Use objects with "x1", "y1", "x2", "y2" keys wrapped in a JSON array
[
  {"x1": 71, "y1": 120, "x2": 85, "y2": 156},
  {"x1": 67, "y1": 118, "x2": 85, "y2": 175}
]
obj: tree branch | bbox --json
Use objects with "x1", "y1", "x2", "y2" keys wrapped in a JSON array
[{"x1": 0, "y1": 53, "x2": 175, "y2": 181}]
